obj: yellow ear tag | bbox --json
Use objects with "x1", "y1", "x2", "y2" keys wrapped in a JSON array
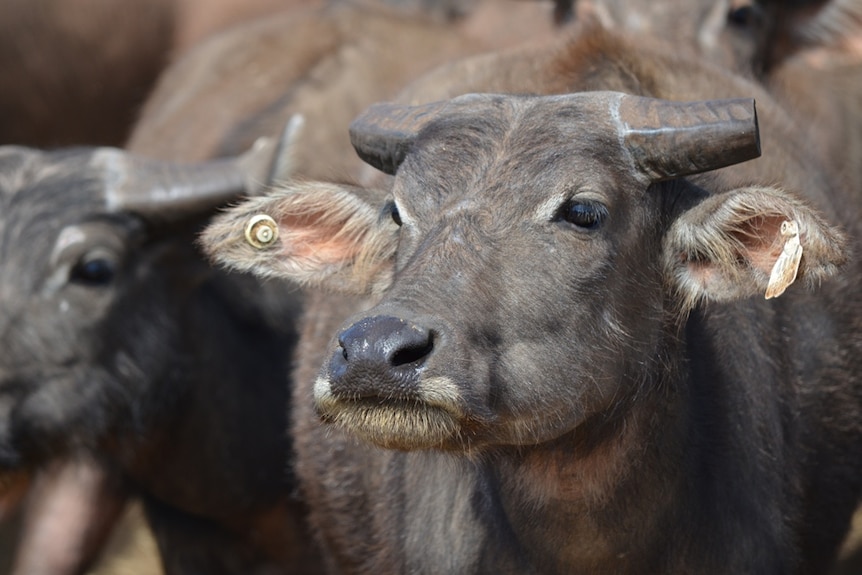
[{"x1": 765, "y1": 220, "x2": 802, "y2": 299}]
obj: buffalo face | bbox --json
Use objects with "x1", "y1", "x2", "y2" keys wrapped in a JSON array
[
  {"x1": 0, "y1": 145, "x2": 261, "y2": 466},
  {"x1": 203, "y1": 92, "x2": 844, "y2": 452}
]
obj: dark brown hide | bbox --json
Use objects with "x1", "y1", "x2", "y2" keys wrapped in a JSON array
[
  {"x1": 117, "y1": 1, "x2": 563, "y2": 573},
  {"x1": 203, "y1": 24, "x2": 862, "y2": 575}
]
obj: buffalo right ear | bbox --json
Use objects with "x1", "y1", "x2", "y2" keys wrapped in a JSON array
[
  {"x1": 664, "y1": 185, "x2": 847, "y2": 310},
  {"x1": 200, "y1": 182, "x2": 398, "y2": 294}
]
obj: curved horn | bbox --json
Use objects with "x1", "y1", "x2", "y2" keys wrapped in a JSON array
[
  {"x1": 349, "y1": 100, "x2": 450, "y2": 175},
  {"x1": 349, "y1": 94, "x2": 505, "y2": 175},
  {"x1": 96, "y1": 139, "x2": 278, "y2": 222},
  {"x1": 350, "y1": 92, "x2": 760, "y2": 181},
  {"x1": 617, "y1": 95, "x2": 761, "y2": 182}
]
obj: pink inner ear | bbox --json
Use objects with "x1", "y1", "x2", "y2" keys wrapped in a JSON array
[
  {"x1": 729, "y1": 214, "x2": 788, "y2": 274},
  {"x1": 278, "y1": 212, "x2": 363, "y2": 267}
]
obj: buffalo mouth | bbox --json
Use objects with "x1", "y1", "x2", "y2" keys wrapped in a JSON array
[{"x1": 314, "y1": 381, "x2": 463, "y2": 451}]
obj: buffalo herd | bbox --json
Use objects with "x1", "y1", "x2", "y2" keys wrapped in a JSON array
[{"x1": 0, "y1": 1, "x2": 861, "y2": 574}]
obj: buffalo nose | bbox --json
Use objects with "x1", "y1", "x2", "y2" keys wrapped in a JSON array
[{"x1": 338, "y1": 315, "x2": 434, "y2": 369}]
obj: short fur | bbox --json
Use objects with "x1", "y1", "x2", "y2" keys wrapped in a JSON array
[
  {"x1": 205, "y1": 24, "x2": 862, "y2": 574},
  {"x1": 125, "y1": 2, "x2": 564, "y2": 572}
]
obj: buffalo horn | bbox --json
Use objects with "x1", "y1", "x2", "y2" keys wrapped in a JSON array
[
  {"x1": 349, "y1": 94, "x2": 506, "y2": 175},
  {"x1": 101, "y1": 153, "x2": 251, "y2": 220},
  {"x1": 350, "y1": 92, "x2": 760, "y2": 181},
  {"x1": 349, "y1": 100, "x2": 450, "y2": 175},
  {"x1": 617, "y1": 95, "x2": 761, "y2": 182},
  {"x1": 100, "y1": 116, "x2": 305, "y2": 221}
]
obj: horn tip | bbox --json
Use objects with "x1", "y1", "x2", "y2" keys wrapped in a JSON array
[
  {"x1": 349, "y1": 106, "x2": 410, "y2": 176},
  {"x1": 751, "y1": 100, "x2": 762, "y2": 159}
]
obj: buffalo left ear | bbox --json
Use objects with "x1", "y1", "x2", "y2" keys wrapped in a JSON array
[{"x1": 664, "y1": 186, "x2": 847, "y2": 309}]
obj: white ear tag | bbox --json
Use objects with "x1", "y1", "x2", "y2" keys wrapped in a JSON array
[{"x1": 765, "y1": 220, "x2": 802, "y2": 299}]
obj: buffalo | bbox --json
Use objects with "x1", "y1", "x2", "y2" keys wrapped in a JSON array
[
  {"x1": 4, "y1": 0, "x2": 565, "y2": 572},
  {"x1": 204, "y1": 22, "x2": 862, "y2": 574},
  {"x1": 0, "y1": 135, "x2": 325, "y2": 574}
]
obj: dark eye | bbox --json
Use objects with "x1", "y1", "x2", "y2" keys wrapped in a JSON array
[
  {"x1": 559, "y1": 200, "x2": 608, "y2": 230},
  {"x1": 389, "y1": 202, "x2": 402, "y2": 227},
  {"x1": 69, "y1": 256, "x2": 115, "y2": 286}
]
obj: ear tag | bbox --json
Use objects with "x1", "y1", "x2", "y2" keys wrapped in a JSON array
[
  {"x1": 765, "y1": 220, "x2": 802, "y2": 299},
  {"x1": 245, "y1": 214, "x2": 279, "y2": 249}
]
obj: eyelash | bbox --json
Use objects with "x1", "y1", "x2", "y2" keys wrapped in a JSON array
[{"x1": 556, "y1": 199, "x2": 608, "y2": 230}]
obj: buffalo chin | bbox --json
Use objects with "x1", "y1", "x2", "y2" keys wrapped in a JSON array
[{"x1": 317, "y1": 398, "x2": 461, "y2": 451}]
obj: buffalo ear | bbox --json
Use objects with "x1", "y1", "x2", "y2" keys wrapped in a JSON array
[
  {"x1": 664, "y1": 186, "x2": 847, "y2": 309},
  {"x1": 200, "y1": 182, "x2": 398, "y2": 294}
]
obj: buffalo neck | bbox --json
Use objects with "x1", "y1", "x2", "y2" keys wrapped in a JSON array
[{"x1": 485, "y1": 301, "x2": 796, "y2": 574}]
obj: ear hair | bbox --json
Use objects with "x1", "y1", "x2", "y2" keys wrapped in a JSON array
[
  {"x1": 665, "y1": 186, "x2": 847, "y2": 312},
  {"x1": 200, "y1": 182, "x2": 398, "y2": 294}
]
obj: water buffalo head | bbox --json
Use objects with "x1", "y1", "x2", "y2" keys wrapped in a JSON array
[
  {"x1": 203, "y1": 91, "x2": 845, "y2": 452},
  {"x1": 0, "y1": 142, "x2": 274, "y2": 466}
]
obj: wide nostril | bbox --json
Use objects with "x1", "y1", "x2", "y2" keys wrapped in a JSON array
[
  {"x1": 337, "y1": 315, "x2": 435, "y2": 369},
  {"x1": 391, "y1": 331, "x2": 434, "y2": 367}
]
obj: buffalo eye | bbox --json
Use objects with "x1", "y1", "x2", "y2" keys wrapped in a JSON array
[
  {"x1": 387, "y1": 201, "x2": 402, "y2": 227},
  {"x1": 69, "y1": 254, "x2": 115, "y2": 286},
  {"x1": 558, "y1": 200, "x2": 608, "y2": 230}
]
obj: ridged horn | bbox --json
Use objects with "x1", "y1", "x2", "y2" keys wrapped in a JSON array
[
  {"x1": 96, "y1": 139, "x2": 278, "y2": 222},
  {"x1": 617, "y1": 95, "x2": 761, "y2": 181},
  {"x1": 350, "y1": 92, "x2": 760, "y2": 181},
  {"x1": 349, "y1": 94, "x2": 503, "y2": 175}
]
